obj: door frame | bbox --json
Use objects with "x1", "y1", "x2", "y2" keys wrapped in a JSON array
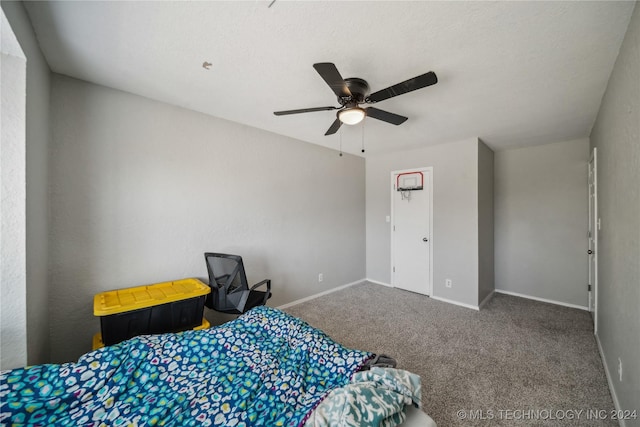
[
  {"x1": 588, "y1": 148, "x2": 598, "y2": 334},
  {"x1": 390, "y1": 167, "x2": 434, "y2": 296}
]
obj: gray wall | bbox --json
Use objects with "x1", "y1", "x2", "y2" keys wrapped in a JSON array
[
  {"x1": 494, "y1": 138, "x2": 589, "y2": 307},
  {"x1": 589, "y1": 2, "x2": 639, "y2": 418},
  {"x1": 1, "y1": 11, "x2": 27, "y2": 370},
  {"x1": 49, "y1": 75, "x2": 366, "y2": 363},
  {"x1": 478, "y1": 140, "x2": 494, "y2": 304},
  {"x1": 1, "y1": 2, "x2": 51, "y2": 368},
  {"x1": 366, "y1": 138, "x2": 480, "y2": 307}
]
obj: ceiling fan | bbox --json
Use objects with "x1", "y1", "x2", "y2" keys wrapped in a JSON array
[{"x1": 274, "y1": 63, "x2": 438, "y2": 136}]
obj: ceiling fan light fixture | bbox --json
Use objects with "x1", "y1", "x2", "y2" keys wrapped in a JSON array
[{"x1": 338, "y1": 107, "x2": 365, "y2": 125}]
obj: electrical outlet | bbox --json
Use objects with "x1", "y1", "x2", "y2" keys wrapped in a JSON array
[
  {"x1": 618, "y1": 357, "x2": 623, "y2": 382},
  {"x1": 445, "y1": 279, "x2": 452, "y2": 288},
  {"x1": 318, "y1": 273, "x2": 323, "y2": 283}
]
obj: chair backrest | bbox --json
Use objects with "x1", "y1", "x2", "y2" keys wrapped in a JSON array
[{"x1": 204, "y1": 253, "x2": 250, "y2": 312}]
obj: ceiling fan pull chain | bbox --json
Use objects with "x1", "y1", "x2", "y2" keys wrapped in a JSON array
[
  {"x1": 361, "y1": 120, "x2": 366, "y2": 153},
  {"x1": 339, "y1": 126, "x2": 343, "y2": 157}
]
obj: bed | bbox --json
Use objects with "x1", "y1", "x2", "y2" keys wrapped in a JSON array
[{"x1": 0, "y1": 306, "x2": 435, "y2": 426}]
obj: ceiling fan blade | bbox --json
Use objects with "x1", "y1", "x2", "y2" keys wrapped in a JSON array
[
  {"x1": 274, "y1": 106, "x2": 338, "y2": 116},
  {"x1": 367, "y1": 71, "x2": 438, "y2": 103},
  {"x1": 365, "y1": 107, "x2": 408, "y2": 125},
  {"x1": 313, "y1": 63, "x2": 352, "y2": 99},
  {"x1": 325, "y1": 118, "x2": 342, "y2": 136}
]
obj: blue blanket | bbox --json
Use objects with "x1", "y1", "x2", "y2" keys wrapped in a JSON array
[{"x1": 0, "y1": 307, "x2": 372, "y2": 426}]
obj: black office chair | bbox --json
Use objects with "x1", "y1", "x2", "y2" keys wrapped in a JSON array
[{"x1": 203, "y1": 253, "x2": 271, "y2": 314}]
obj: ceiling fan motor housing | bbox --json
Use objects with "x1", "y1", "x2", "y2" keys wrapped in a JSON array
[{"x1": 341, "y1": 78, "x2": 370, "y2": 104}]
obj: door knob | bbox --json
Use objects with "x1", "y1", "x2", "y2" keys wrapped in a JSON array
[
  {"x1": 422, "y1": 238, "x2": 429, "y2": 242},
  {"x1": 588, "y1": 249, "x2": 593, "y2": 255}
]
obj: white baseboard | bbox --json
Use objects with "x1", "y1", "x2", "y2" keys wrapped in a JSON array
[
  {"x1": 370, "y1": 281, "x2": 483, "y2": 312},
  {"x1": 494, "y1": 289, "x2": 589, "y2": 311},
  {"x1": 595, "y1": 333, "x2": 625, "y2": 427},
  {"x1": 277, "y1": 279, "x2": 365, "y2": 309},
  {"x1": 478, "y1": 290, "x2": 495, "y2": 310},
  {"x1": 430, "y1": 295, "x2": 479, "y2": 311},
  {"x1": 365, "y1": 278, "x2": 392, "y2": 287}
]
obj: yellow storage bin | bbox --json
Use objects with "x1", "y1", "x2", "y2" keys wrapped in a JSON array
[
  {"x1": 92, "y1": 318, "x2": 211, "y2": 350},
  {"x1": 94, "y1": 278, "x2": 210, "y2": 346}
]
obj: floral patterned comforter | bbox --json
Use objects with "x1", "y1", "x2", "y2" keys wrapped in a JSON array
[{"x1": 0, "y1": 307, "x2": 372, "y2": 426}]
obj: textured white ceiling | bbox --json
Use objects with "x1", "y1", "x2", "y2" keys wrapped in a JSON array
[{"x1": 24, "y1": 1, "x2": 634, "y2": 154}]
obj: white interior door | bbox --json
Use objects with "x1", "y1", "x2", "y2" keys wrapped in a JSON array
[
  {"x1": 391, "y1": 168, "x2": 432, "y2": 295},
  {"x1": 588, "y1": 148, "x2": 598, "y2": 332}
]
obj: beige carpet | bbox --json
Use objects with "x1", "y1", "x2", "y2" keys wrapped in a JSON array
[{"x1": 283, "y1": 282, "x2": 616, "y2": 426}]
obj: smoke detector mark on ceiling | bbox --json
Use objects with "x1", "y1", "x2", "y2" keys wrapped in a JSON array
[{"x1": 202, "y1": 61, "x2": 212, "y2": 70}]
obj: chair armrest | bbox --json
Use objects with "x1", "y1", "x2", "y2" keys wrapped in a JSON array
[
  {"x1": 250, "y1": 279, "x2": 271, "y2": 305},
  {"x1": 250, "y1": 279, "x2": 271, "y2": 291}
]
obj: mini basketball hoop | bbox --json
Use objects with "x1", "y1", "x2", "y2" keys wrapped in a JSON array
[{"x1": 396, "y1": 172, "x2": 424, "y2": 201}]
